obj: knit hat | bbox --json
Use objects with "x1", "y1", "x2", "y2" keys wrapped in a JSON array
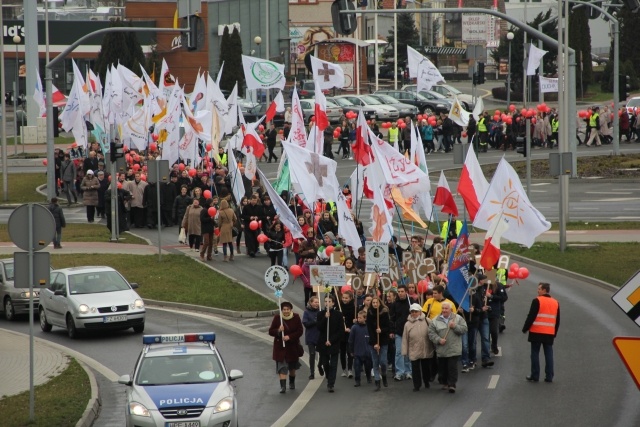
[
  {"x1": 409, "y1": 303, "x2": 423, "y2": 312},
  {"x1": 86, "y1": 170, "x2": 94, "y2": 175}
]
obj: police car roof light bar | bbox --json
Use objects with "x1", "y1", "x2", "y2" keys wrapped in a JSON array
[{"x1": 142, "y1": 332, "x2": 216, "y2": 345}]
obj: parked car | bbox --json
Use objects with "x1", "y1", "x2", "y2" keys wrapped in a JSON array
[
  {"x1": 368, "y1": 93, "x2": 419, "y2": 118},
  {"x1": 243, "y1": 102, "x2": 296, "y2": 127},
  {"x1": 374, "y1": 89, "x2": 450, "y2": 115},
  {"x1": 39, "y1": 266, "x2": 146, "y2": 338},
  {"x1": 299, "y1": 98, "x2": 343, "y2": 124},
  {"x1": 626, "y1": 97, "x2": 640, "y2": 114},
  {"x1": 237, "y1": 97, "x2": 258, "y2": 113},
  {"x1": 327, "y1": 96, "x2": 377, "y2": 120},
  {"x1": 297, "y1": 80, "x2": 331, "y2": 99},
  {"x1": 334, "y1": 95, "x2": 399, "y2": 120},
  {"x1": 0, "y1": 259, "x2": 45, "y2": 321},
  {"x1": 402, "y1": 83, "x2": 475, "y2": 110},
  {"x1": 119, "y1": 332, "x2": 243, "y2": 427}
]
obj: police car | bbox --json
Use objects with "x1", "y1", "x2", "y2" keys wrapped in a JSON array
[{"x1": 118, "y1": 333, "x2": 243, "y2": 427}]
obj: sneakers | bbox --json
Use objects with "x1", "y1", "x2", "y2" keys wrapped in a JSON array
[
  {"x1": 309, "y1": 374, "x2": 315, "y2": 380},
  {"x1": 405, "y1": 373, "x2": 412, "y2": 380},
  {"x1": 468, "y1": 362, "x2": 476, "y2": 370},
  {"x1": 461, "y1": 365, "x2": 470, "y2": 373},
  {"x1": 348, "y1": 370, "x2": 353, "y2": 378},
  {"x1": 318, "y1": 365, "x2": 325, "y2": 376},
  {"x1": 394, "y1": 375, "x2": 403, "y2": 381},
  {"x1": 481, "y1": 360, "x2": 495, "y2": 368},
  {"x1": 341, "y1": 370, "x2": 348, "y2": 377}
]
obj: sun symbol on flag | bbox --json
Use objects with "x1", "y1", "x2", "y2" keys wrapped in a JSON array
[{"x1": 488, "y1": 178, "x2": 525, "y2": 225}]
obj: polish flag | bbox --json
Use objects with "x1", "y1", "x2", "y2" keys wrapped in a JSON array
[
  {"x1": 313, "y1": 79, "x2": 329, "y2": 132},
  {"x1": 480, "y1": 216, "x2": 509, "y2": 270},
  {"x1": 457, "y1": 147, "x2": 489, "y2": 221},
  {"x1": 240, "y1": 112, "x2": 265, "y2": 158},
  {"x1": 352, "y1": 110, "x2": 374, "y2": 166},
  {"x1": 433, "y1": 171, "x2": 459, "y2": 217},
  {"x1": 265, "y1": 91, "x2": 285, "y2": 124}
]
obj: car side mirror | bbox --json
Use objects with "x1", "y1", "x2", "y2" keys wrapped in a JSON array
[
  {"x1": 130, "y1": 283, "x2": 139, "y2": 289},
  {"x1": 228, "y1": 369, "x2": 244, "y2": 381},
  {"x1": 54, "y1": 289, "x2": 66, "y2": 297},
  {"x1": 118, "y1": 374, "x2": 132, "y2": 386}
]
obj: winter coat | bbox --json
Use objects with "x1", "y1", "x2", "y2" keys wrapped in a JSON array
[
  {"x1": 182, "y1": 204, "x2": 203, "y2": 236},
  {"x1": 217, "y1": 200, "x2": 236, "y2": 244},
  {"x1": 80, "y1": 176, "x2": 100, "y2": 206},
  {"x1": 48, "y1": 202, "x2": 66, "y2": 229},
  {"x1": 302, "y1": 306, "x2": 320, "y2": 346},
  {"x1": 348, "y1": 323, "x2": 371, "y2": 358},
  {"x1": 60, "y1": 159, "x2": 77, "y2": 182},
  {"x1": 97, "y1": 178, "x2": 109, "y2": 209},
  {"x1": 428, "y1": 313, "x2": 468, "y2": 358},
  {"x1": 268, "y1": 313, "x2": 304, "y2": 363},
  {"x1": 173, "y1": 194, "x2": 193, "y2": 224},
  {"x1": 487, "y1": 283, "x2": 508, "y2": 319},
  {"x1": 390, "y1": 296, "x2": 414, "y2": 336},
  {"x1": 402, "y1": 313, "x2": 434, "y2": 361},
  {"x1": 316, "y1": 308, "x2": 344, "y2": 354},
  {"x1": 125, "y1": 179, "x2": 148, "y2": 209},
  {"x1": 200, "y1": 205, "x2": 216, "y2": 235},
  {"x1": 366, "y1": 306, "x2": 391, "y2": 346}
]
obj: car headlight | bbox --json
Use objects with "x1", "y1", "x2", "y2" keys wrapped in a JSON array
[
  {"x1": 78, "y1": 304, "x2": 90, "y2": 314},
  {"x1": 20, "y1": 291, "x2": 39, "y2": 298},
  {"x1": 437, "y1": 104, "x2": 445, "y2": 109},
  {"x1": 131, "y1": 299, "x2": 144, "y2": 310},
  {"x1": 214, "y1": 397, "x2": 233, "y2": 413},
  {"x1": 129, "y1": 402, "x2": 150, "y2": 417}
]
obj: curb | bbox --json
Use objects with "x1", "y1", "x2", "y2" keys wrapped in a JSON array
[
  {"x1": 75, "y1": 359, "x2": 101, "y2": 427},
  {"x1": 145, "y1": 299, "x2": 279, "y2": 318},
  {"x1": 504, "y1": 250, "x2": 618, "y2": 292}
]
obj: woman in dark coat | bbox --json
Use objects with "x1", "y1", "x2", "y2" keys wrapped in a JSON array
[
  {"x1": 173, "y1": 185, "x2": 192, "y2": 239},
  {"x1": 367, "y1": 295, "x2": 391, "y2": 391},
  {"x1": 268, "y1": 301, "x2": 304, "y2": 393},
  {"x1": 199, "y1": 198, "x2": 215, "y2": 261}
]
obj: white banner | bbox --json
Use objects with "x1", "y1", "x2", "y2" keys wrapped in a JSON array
[
  {"x1": 539, "y1": 76, "x2": 559, "y2": 93},
  {"x1": 462, "y1": 15, "x2": 488, "y2": 43}
]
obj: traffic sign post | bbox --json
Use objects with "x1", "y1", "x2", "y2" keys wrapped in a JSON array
[{"x1": 612, "y1": 337, "x2": 640, "y2": 391}]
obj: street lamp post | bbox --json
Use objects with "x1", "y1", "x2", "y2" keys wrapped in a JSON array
[
  {"x1": 507, "y1": 31, "x2": 514, "y2": 107},
  {"x1": 254, "y1": 36, "x2": 262, "y2": 104},
  {"x1": 13, "y1": 35, "x2": 21, "y2": 156}
]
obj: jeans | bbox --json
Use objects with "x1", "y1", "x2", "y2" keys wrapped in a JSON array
[
  {"x1": 53, "y1": 227, "x2": 62, "y2": 248},
  {"x1": 530, "y1": 341, "x2": 554, "y2": 381},
  {"x1": 222, "y1": 242, "x2": 234, "y2": 257},
  {"x1": 461, "y1": 328, "x2": 469, "y2": 367},
  {"x1": 489, "y1": 317, "x2": 500, "y2": 352},
  {"x1": 353, "y1": 355, "x2": 372, "y2": 383},
  {"x1": 319, "y1": 351, "x2": 340, "y2": 387},
  {"x1": 370, "y1": 344, "x2": 388, "y2": 380},
  {"x1": 394, "y1": 335, "x2": 412, "y2": 377},
  {"x1": 307, "y1": 345, "x2": 317, "y2": 375},
  {"x1": 468, "y1": 318, "x2": 491, "y2": 363},
  {"x1": 282, "y1": 247, "x2": 289, "y2": 268}
]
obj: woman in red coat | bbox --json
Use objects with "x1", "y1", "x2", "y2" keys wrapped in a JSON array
[{"x1": 269, "y1": 301, "x2": 304, "y2": 393}]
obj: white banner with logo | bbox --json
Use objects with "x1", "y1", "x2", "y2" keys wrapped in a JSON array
[{"x1": 539, "y1": 76, "x2": 559, "y2": 93}]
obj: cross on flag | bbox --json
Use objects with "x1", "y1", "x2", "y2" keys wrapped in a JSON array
[{"x1": 310, "y1": 56, "x2": 345, "y2": 90}]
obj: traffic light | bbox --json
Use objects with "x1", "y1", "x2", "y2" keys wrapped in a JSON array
[
  {"x1": 331, "y1": 0, "x2": 357, "y2": 36},
  {"x1": 619, "y1": 74, "x2": 630, "y2": 101},
  {"x1": 589, "y1": 1, "x2": 602, "y2": 19},
  {"x1": 52, "y1": 106, "x2": 60, "y2": 138},
  {"x1": 621, "y1": 0, "x2": 640, "y2": 13},
  {"x1": 187, "y1": 15, "x2": 199, "y2": 51},
  {"x1": 110, "y1": 141, "x2": 124, "y2": 162},
  {"x1": 477, "y1": 62, "x2": 485, "y2": 85}
]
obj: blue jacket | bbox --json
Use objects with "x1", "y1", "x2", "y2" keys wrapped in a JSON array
[
  {"x1": 303, "y1": 306, "x2": 320, "y2": 345},
  {"x1": 348, "y1": 323, "x2": 371, "y2": 358},
  {"x1": 421, "y1": 125, "x2": 434, "y2": 141}
]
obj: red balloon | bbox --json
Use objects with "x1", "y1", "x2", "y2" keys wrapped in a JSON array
[
  {"x1": 333, "y1": 131, "x2": 340, "y2": 138},
  {"x1": 149, "y1": 142, "x2": 158, "y2": 152},
  {"x1": 42, "y1": 159, "x2": 48, "y2": 166},
  {"x1": 258, "y1": 124, "x2": 265, "y2": 132},
  {"x1": 520, "y1": 108, "x2": 528, "y2": 116},
  {"x1": 396, "y1": 119, "x2": 403, "y2": 125},
  {"x1": 140, "y1": 174, "x2": 147, "y2": 181},
  {"x1": 249, "y1": 220, "x2": 259, "y2": 231},
  {"x1": 206, "y1": 143, "x2": 212, "y2": 151},
  {"x1": 290, "y1": 264, "x2": 303, "y2": 277},
  {"x1": 509, "y1": 104, "x2": 516, "y2": 112},
  {"x1": 417, "y1": 279, "x2": 429, "y2": 294},
  {"x1": 208, "y1": 207, "x2": 217, "y2": 217},
  {"x1": 133, "y1": 163, "x2": 141, "y2": 171},
  {"x1": 494, "y1": 110, "x2": 501, "y2": 115},
  {"x1": 117, "y1": 182, "x2": 123, "y2": 189},
  {"x1": 142, "y1": 165, "x2": 148, "y2": 172},
  {"x1": 516, "y1": 117, "x2": 521, "y2": 122},
  {"x1": 510, "y1": 263, "x2": 520, "y2": 273},
  {"x1": 341, "y1": 284, "x2": 353, "y2": 293},
  {"x1": 325, "y1": 245, "x2": 335, "y2": 256},
  {"x1": 531, "y1": 117, "x2": 537, "y2": 125},
  {"x1": 214, "y1": 228, "x2": 220, "y2": 236},
  {"x1": 335, "y1": 127, "x2": 342, "y2": 133},
  {"x1": 518, "y1": 267, "x2": 530, "y2": 279},
  {"x1": 203, "y1": 190, "x2": 212, "y2": 199},
  {"x1": 151, "y1": 133, "x2": 159, "y2": 142},
  {"x1": 506, "y1": 117, "x2": 513, "y2": 125},
  {"x1": 125, "y1": 154, "x2": 131, "y2": 163},
  {"x1": 493, "y1": 114, "x2": 500, "y2": 122},
  {"x1": 188, "y1": 168, "x2": 197, "y2": 177},
  {"x1": 179, "y1": 163, "x2": 186, "y2": 171},
  {"x1": 399, "y1": 122, "x2": 407, "y2": 129},
  {"x1": 257, "y1": 233, "x2": 268, "y2": 243}
]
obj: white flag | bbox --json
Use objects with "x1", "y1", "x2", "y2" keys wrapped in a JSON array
[
  {"x1": 310, "y1": 56, "x2": 345, "y2": 90},
  {"x1": 257, "y1": 169, "x2": 304, "y2": 239},
  {"x1": 539, "y1": 76, "x2": 559, "y2": 93},
  {"x1": 368, "y1": 174, "x2": 393, "y2": 243},
  {"x1": 33, "y1": 68, "x2": 46, "y2": 117},
  {"x1": 289, "y1": 85, "x2": 307, "y2": 148},
  {"x1": 336, "y1": 191, "x2": 362, "y2": 249},
  {"x1": 410, "y1": 123, "x2": 433, "y2": 219},
  {"x1": 449, "y1": 97, "x2": 470, "y2": 127},
  {"x1": 473, "y1": 158, "x2": 551, "y2": 247},
  {"x1": 527, "y1": 44, "x2": 547, "y2": 76},
  {"x1": 406, "y1": 46, "x2": 424, "y2": 79},
  {"x1": 282, "y1": 139, "x2": 339, "y2": 205},
  {"x1": 472, "y1": 95, "x2": 484, "y2": 121},
  {"x1": 241, "y1": 55, "x2": 286, "y2": 90},
  {"x1": 407, "y1": 46, "x2": 445, "y2": 91},
  {"x1": 227, "y1": 147, "x2": 246, "y2": 205}
]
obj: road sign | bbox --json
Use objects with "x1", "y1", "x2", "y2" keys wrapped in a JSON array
[
  {"x1": 8, "y1": 204, "x2": 55, "y2": 251},
  {"x1": 612, "y1": 337, "x2": 640, "y2": 391},
  {"x1": 611, "y1": 270, "x2": 640, "y2": 327},
  {"x1": 365, "y1": 241, "x2": 389, "y2": 273},
  {"x1": 14, "y1": 252, "x2": 50, "y2": 289}
]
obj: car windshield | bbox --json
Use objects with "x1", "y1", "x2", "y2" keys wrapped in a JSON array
[
  {"x1": 442, "y1": 85, "x2": 462, "y2": 95},
  {"x1": 325, "y1": 100, "x2": 339, "y2": 108},
  {"x1": 3, "y1": 263, "x2": 14, "y2": 281},
  {"x1": 333, "y1": 98, "x2": 354, "y2": 107},
  {"x1": 361, "y1": 96, "x2": 382, "y2": 105},
  {"x1": 136, "y1": 354, "x2": 225, "y2": 385},
  {"x1": 68, "y1": 271, "x2": 131, "y2": 294},
  {"x1": 424, "y1": 90, "x2": 447, "y2": 100},
  {"x1": 375, "y1": 95, "x2": 399, "y2": 103},
  {"x1": 627, "y1": 98, "x2": 640, "y2": 108}
]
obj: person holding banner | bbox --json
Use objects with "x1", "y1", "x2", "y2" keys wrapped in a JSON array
[
  {"x1": 317, "y1": 294, "x2": 344, "y2": 393},
  {"x1": 367, "y1": 296, "x2": 391, "y2": 391},
  {"x1": 303, "y1": 296, "x2": 321, "y2": 380},
  {"x1": 268, "y1": 301, "x2": 304, "y2": 394},
  {"x1": 390, "y1": 285, "x2": 416, "y2": 382}
]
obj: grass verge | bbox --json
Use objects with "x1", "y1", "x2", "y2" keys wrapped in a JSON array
[
  {"x1": 49, "y1": 254, "x2": 277, "y2": 312},
  {"x1": 502, "y1": 242, "x2": 640, "y2": 287},
  {"x1": 0, "y1": 173, "x2": 47, "y2": 204},
  {"x1": 0, "y1": 358, "x2": 90, "y2": 427},
  {"x1": 0, "y1": 224, "x2": 149, "y2": 245}
]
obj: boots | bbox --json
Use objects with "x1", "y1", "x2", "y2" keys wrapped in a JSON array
[
  {"x1": 229, "y1": 254, "x2": 234, "y2": 261},
  {"x1": 279, "y1": 379, "x2": 286, "y2": 394},
  {"x1": 374, "y1": 380, "x2": 381, "y2": 392},
  {"x1": 223, "y1": 256, "x2": 229, "y2": 262},
  {"x1": 382, "y1": 374, "x2": 388, "y2": 388},
  {"x1": 289, "y1": 375, "x2": 296, "y2": 390},
  {"x1": 236, "y1": 243, "x2": 241, "y2": 254}
]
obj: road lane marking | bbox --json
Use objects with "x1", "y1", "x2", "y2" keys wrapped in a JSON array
[
  {"x1": 463, "y1": 412, "x2": 482, "y2": 427},
  {"x1": 590, "y1": 198, "x2": 640, "y2": 202},
  {"x1": 586, "y1": 191, "x2": 632, "y2": 195},
  {"x1": 488, "y1": 375, "x2": 500, "y2": 389}
]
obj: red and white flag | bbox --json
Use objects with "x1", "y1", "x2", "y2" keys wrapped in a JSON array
[
  {"x1": 265, "y1": 91, "x2": 285, "y2": 123},
  {"x1": 239, "y1": 111, "x2": 265, "y2": 158},
  {"x1": 313, "y1": 79, "x2": 329, "y2": 132},
  {"x1": 433, "y1": 170, "x2": 459, "y2": 217},
  {"x1": 457, "y1": 147, "x2": 489, "y2": 221},
  {"x1": 352, "y1": 110, "x2": 374, "y2": 166},
  {"x1": 289, "y1": 85, "x2": 307, "y2": 148},
  {"x1": 480, "y1": 215, "x2": 509, "y2": 270},
  {"x1": 368, "y1": 171, "x2": 393, "y2": 243}
]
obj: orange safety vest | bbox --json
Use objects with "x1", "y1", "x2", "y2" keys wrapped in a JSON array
[{"x1": 529, "y1": 296, "x2": 559, "y2": 335}]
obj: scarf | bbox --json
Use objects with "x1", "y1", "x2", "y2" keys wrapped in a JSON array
[{"x1": 282, "y1": 312, "x2": 294, "y2": 321}]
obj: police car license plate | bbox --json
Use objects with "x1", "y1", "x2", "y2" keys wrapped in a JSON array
[
  {"x1": 103, "y1": 314, "x2": 127, "y2": 323},
  {"x1": 165, "y1": 422, "x2": 200, "y2": 427}
]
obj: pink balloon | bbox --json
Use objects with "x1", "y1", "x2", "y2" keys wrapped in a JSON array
[
  {"x1": 188, "y1": 168, "x2": 197, "y2": 177},
  {"x1": 510, "y1": 263, "x2": 520, "y2": 273},
  {"x1": 42, "y1": 159, "x2": 48, "y2": 166}
]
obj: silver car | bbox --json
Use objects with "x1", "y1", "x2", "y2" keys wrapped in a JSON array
[
  {"x1": 368, "y1": 94, "x2": 419, "y2": 118},
  {"x1": 119, "y1": 332, "x2": 243, "y2": 427},
  {"x1": 0, "y1": 259, "x2": 41, "y2": 321},
  {"x1": 299, "y1": 98, "x2": 343, "y2": 124},
  {"x1": 402, "y1": 83, "x2": 475, "y2": 111},
  {"x1": 39, "y1": 266, "x2": 145, "y2": 338},
  {"x1": 335, "y1": 95, "x2": 400, "y2": 120}
]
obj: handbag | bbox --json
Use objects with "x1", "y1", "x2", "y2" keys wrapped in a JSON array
[
  {"x1": 297, "y1": 343, "x2": 304, "y2": 357},
  {"x1": 232, "y1": 226, "x2": 239, "y2": 237},
  {"x1": 178, "y1": 228, "x2": 186, "y2": 244}
]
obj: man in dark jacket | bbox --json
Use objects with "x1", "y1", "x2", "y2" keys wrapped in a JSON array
[
  {"x1": 265, "y1": 122, "x2": 278, "y2": 163},
  {"x1": 389, "y1": 285, "x2": 415, "y2": 381},
  {"x1": 240, "y1": 195, "x2": 264, "y2": 257},
  {"x1": 523, "y1": 282, "x2": 560, "y2": 383},
  {"x1": 317, "y1": 294, "x2": 344, "y2": 392},
  {"x1": 48, "y1": 197, "x2": 66, "y2": 249}
]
